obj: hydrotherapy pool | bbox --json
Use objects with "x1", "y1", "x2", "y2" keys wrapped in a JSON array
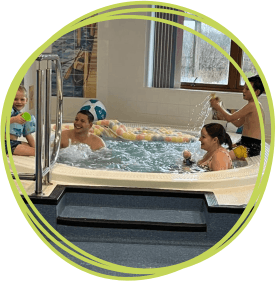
[
  {"x1": 11, "y1": 122, "x2": 267, "y2": 197},
  {"x1": 56, "y1": 136, "x2": 247, "y2": 173}
]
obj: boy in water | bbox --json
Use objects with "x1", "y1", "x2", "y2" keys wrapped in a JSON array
[
  {"x1": 210, "y1": 75, "x2": 265, "y2": 159},
  {"x1": 61, "y1": 110, "x2": 105, "y2": 151},
  {"x1": 5, "y1": 85, "x2": 36, "y2": 156}
]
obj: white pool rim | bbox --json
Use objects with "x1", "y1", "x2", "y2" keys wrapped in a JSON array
[{"x1": 11, "y1": 125, "x2": 269, "y2": 192}]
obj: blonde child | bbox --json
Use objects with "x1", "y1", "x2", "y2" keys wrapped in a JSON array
[{"x1": 5, "y1": 85, "x2": 36, "y2": 156}]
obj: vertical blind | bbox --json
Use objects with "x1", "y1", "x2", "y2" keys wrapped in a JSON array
[{"x1": 153, "y1": 6, "x2": 178, "y2": 88}]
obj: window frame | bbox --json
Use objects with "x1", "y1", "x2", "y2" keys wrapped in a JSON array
[
  {"x1": 180, "y1": 26, "x2": 245, "y2": 92},
  {"x1": 180, "y1": 17, "x2": 250, "y2": 92},
  {"x1": 151, "y1": 7, "x2": 248, "y2": 92}
]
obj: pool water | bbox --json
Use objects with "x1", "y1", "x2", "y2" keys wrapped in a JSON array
[
  {"x1": 57, "y1": 95, "x2": 234, "y2": 173},
  {"x1": 57, "y1": 138, "x2": 247, "y2": 173}
]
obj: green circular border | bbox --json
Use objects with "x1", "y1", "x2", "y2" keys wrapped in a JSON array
[
  {"x1": 1, "y1": 1, "x2": 274, "y2": 279},
  {"x1": 1, "y1": 1, "x2": 274, "y2": 278}
]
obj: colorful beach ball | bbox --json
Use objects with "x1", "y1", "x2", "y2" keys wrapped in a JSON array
[{"x1": 80, "y1": 99, "x2": 107, "y2": 121}]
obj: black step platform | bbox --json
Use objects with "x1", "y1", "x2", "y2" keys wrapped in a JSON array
[{"x1": 57, "y1": 205, "x2": 206, "y2": 232}]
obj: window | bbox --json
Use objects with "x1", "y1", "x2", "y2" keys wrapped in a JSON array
[
  {"x1": 151, "y1": 7, "x2": 258, "y2": 92},
  {"x1": 180, "y1": 17, "x2": 244, "y2": 92},
  {"x1": 181, "y1": 19, "x2": 231, "y2": 85},
  {"x1": 240, "y1": 51, "x2": 258, "y2": 85}
]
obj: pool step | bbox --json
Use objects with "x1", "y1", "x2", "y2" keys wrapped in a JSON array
[
  {"x1": 57, "y1": 205, "x2": 207, "y2": 232},
  {"x1": 26, "y1": 186, "x2": 244, "y2": 246}
]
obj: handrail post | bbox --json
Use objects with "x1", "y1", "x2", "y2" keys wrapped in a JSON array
[
  {"x1": 35, "y1": 69, "x2": 44, "y2": 195},
  {"x1": 12, "y1": 54, "x2": 63, "y2": 192},
  {"x1": 50, "y1": 58, "x2": 63, "y2": 164},
  {"x1": 44, "y1": 63, "x2": 52, "y2": 184},
  {"x1": 34, "y1": 53, "x2": 63, "y2": 195}
]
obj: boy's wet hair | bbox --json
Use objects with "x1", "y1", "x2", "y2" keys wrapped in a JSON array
[
  {"x1": 203, "y1": 123, "x2": 232, "y2": 150},
  {"x1": 18, "y1": 85, "x2": 28, "y2": 98},
  {"x1": 77, "y1": 110, "x2": 94, "y2": 123},
  {"x1": 248, "y1": 75, "x2": 265, "y2": 96}
]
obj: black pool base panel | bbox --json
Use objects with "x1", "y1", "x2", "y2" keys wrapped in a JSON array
[
  {"x1": 23, "y1": 185, "x2": 245, "y2": 271},
  {"x1": 24, "y1": 184, "x2": 244, "y2": 238}
]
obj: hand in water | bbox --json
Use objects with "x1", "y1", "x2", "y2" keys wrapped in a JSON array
[
  {"x1": 183, "y1": 150, "x2": 194, "y2": 166},
  {"x1": 183, "y1": 150, "x2": 192, "y2": 159}
]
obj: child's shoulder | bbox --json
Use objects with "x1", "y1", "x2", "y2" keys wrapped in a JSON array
[
  {"x1": 249, "y1": 100, "x2": 265, "y2": 112},
  {"x1": 245, "y1": 101, "x2": 259, "y2": 111}
]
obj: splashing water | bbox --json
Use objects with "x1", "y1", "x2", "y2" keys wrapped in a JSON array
[{"x1": 188, "y1": 95, "x2": 212, "y2": 136}]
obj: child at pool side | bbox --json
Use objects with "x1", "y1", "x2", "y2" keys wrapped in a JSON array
[
  {"x1": 5, "y1": 85, "x2": 36, "y2": 156},
  {"x1": 183, "y1": 123, "x2": 232, "y2": 171},
  {"x1": 60, "y1": 110, "x2": 106, "y2": 151},
  {"x1": 210, "y1": 75, "x2": 265, "y2": 159}
]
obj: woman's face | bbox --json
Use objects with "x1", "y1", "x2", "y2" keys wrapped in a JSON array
[{"x1": 199, "y1": 127, "x2": 217, "y2": 152}]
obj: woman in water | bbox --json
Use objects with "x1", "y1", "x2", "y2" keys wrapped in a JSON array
[{"x1": 183, "y1": 123, "x2": 232, "y2": 171}]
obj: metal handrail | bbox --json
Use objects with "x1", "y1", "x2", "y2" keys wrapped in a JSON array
[
  {"x1": 12, "y1": 54, "x2": 63, "y2": 194},
  {"x1": 35, "y1": 53, "x2": 63, "y2": 194},
  {"x1": 49, "y1": 56, "x2": 63, "y2": 167}
]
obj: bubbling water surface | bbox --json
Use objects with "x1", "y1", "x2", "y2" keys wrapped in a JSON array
[
  {"x1": 56, "y1": 94, "x2": 247, "y2": 173},
  {"x1": 57, "y1": 138, "x2": 206, "y2": 173}
]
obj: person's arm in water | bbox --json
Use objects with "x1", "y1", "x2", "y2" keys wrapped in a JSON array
[
  {"x1": 210, "y1": 99, "x2": 253, "y2": 127},
  {"x1": 25, "y1": 134, "x2": 35, "y2": 148},
  {"x1": 60, "y1": 130, "x2": 70, "y2": 148}
]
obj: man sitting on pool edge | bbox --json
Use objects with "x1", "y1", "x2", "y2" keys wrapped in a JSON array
[{"x1": 60, "y1": 110, "x2": 106, "y2": 151}]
